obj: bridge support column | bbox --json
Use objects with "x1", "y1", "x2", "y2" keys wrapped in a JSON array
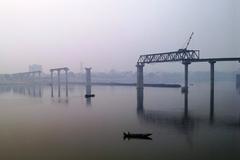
[
  {"x1": 33, "y1": 72, "x2": 36, "y2": 82},
  {"x1": 182, "y1": 61, "x2": 191, "y2": 93},
  {"x1": 85, "y1": 68, "x2": 92, "y2": 87},
  {"x1": 136, "y1": 63, "x2": 144, "y2": 89},
  {"x1": 65, "y1": 69, "x2": 69, "y2": 97},
  {"x1": 85, "y1": 68, "x2": 92, "y2": 96},
  {"x1": 57, "y1": 70, "x2": 61, "y2": 97},
  {"x1": 209, "y1": 60, "x2": 216, "y2": 121},
  {"x1": 182, "y1": 61, "x2": 191, "y2": 116},
  {"x1": 38, "y1": 71, "x2": 41, "y2": 83},
  {"x1": 50, "y1": 70, "x2": 53, "y2": 97}
]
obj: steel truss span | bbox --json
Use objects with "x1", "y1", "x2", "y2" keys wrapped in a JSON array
[{"x1": 137, "y1": 49, "x2": 200, "y2": 64}]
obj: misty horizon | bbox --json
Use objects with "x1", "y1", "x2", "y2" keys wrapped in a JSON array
[{"x1": 0, "y1": 0, "x2": 239, "y2": 73}]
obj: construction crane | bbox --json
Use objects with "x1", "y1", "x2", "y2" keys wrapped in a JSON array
[{"x1": 178, "y1": 32, "x2": 194, "y2": 52}]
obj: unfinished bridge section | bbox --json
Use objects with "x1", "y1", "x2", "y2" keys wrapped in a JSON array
[{"x1": 137, "y1": 49, "x2": 200, "y2": 65}]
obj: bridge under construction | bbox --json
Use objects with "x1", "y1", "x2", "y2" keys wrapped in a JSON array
[
  {"x1": 136, "y1": 33, "x2": 240, "y2": 117},
  {"x1": 136, "y1": 51, "x2": 240, "y2": 118}
]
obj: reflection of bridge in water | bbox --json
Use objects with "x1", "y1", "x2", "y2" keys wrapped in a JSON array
[
  {"x1": 0, "y1": 85, "x2": 42, "y2": 97},
  {"x1": 136, "y1": 48, "x2": 240, "y2": 117},
  {"x1": 137, "y1": 88, "x2": 240, "y2": 134},
  {"x1": 12, "y1": 85, "x2": 42, "y2": 97},
  {"x1": 237, "y1": 74, "x2": 240, "y2": 94},
  {"x1": 136, "y1": 44, "x2": 240, "y2": 131}
]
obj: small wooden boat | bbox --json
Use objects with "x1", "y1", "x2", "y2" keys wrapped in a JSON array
[
  {"x1": 123, "y1": 132, "x2": 152, "y2": 140},
  {"x1": 85, "y1": 94, "x2": 95, "y2": 98}
]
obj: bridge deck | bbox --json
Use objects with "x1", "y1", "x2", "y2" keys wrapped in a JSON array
[
  {"x1": 50, "y1": 67, "x2": 69, "y2": 71},
  {"x1": 189, "y1": 58, "x2": 240, "y2": 63}
]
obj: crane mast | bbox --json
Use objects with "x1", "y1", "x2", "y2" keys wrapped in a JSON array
[
  {"x1": 178, "y1": 32, "x2": 194, "y2": 52},
  {"x1": 185, "y1": 32, "x2": 194, "y2": 50}
]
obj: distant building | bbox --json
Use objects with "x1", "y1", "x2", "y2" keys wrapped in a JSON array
[{"x1": 29, "y1": 64, "x2": 42, "y2": 72}]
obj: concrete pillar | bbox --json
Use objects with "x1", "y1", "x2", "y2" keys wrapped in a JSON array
[
  {"x1": 38, "y1": 71, "x2": 41, "y2": 83},
  {"x1": 86, "y1": 85, "x2": 91, "y2": 97},
  {"x1": 57, "y1": 70, "x2": 61, "y2": 97},
  {"x1": 182, "y1": 61, "x2": 191, "y2": 93},
  {"x1": 85, "y1": 68, "x2": 92, "y2": 87},
  {"x1": 182, "y1": 60, "x2": 191, "y2": 117},
  {"x1": 65, "y1": 69, "x2": 68, "y2": 97},
  {"x1": 136, "y1": 63, "x2": 144, "y2": 89},
  {"x1": 85, "y1": 68, "x2": 92, "y2": 96},
  {"x1": 209, "y1": 60, "x2": 216, "y2": 121},
  {"x1": 32, "y1": 73, "x2": 35, "y2": 81},
  {"x1": 50, "y1": 70, "x2": 54, "y2": 97}
]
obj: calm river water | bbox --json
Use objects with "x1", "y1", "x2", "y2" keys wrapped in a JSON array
[{"x1": 0, "y1": 81, "x2": 239, "y2": 160}]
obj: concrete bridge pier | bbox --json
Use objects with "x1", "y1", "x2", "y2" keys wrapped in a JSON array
[
  {"x1": 209, "y1": 60, "x2": 216, "y2": 121},
  {"x1": 136, "y1": 63, "x2": 144, "y2": 89},
  {"x1": 85, "y1": 68, "x2": 92, "y2": 96},
  {"x1": 182, "y1": 61, "x2": 191, "y2": 93},
  {"x1": 50, "y1": 67, "x2": 69, "y2": 98},
  {"x1": 64, "y1": 68, "x2": 69, "y2": 97},
  {"x1": 57, "y1": 70, "x2": 61, "y2": 97},
  {"x1": 50, "y1": 70, "x2": 54, "y2": 97},
  {"x1": 85, "y1": 68, "x2": 92, "y2": 87},
  {"x1": 38, "y1": 71, "x2": 41, "y2": 79},
  {"x1": 182, "y1": 61, "x2": 191, "y2": 116}
]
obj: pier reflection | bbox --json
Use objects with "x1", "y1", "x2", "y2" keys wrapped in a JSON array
[
  {"x1": 137, "y1": 88, "x2": 195, "y2": 135},
  {"x1": 0, "y1": 85, "x2": 42, "y2": 97},
  {"x1": 136, "y1": 87, "x2": 240, "y2": 134},
  {"x1": 237, "y1": 81, "x2": 240, "y2": 95},
  {"x1": 0, "y1": 86, "x2": 11, "y2": 94},
  {"x1": 13, "y1": 85, "x2": 42, "y2": 97},
  {"x1": 51, "y1": 97, "x2": 69, "y2": 104},
  {"x1": 85, "y1": 85, "x2": 92, "y2": 106}
]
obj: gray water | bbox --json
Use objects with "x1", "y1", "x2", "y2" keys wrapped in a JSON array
[{"x1": 0, "y1": 82, "x2": 239, "y2": 160}]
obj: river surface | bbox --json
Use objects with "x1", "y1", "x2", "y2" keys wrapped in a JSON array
[{"x1": 0, "y1": 81, "x2": 239, "y2": 160}]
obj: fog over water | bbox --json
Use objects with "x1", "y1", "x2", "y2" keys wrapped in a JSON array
[
  {"x1": 0, "y1": 0, "x2": 240, "y2": 159},
  {"x1": 0, "y1": 82, "x2": 239, "y2": 159}
]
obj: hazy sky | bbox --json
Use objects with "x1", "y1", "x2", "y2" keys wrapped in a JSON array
[{"x1": 0, "y1": 0, "x2": 239, "y2": 73}]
